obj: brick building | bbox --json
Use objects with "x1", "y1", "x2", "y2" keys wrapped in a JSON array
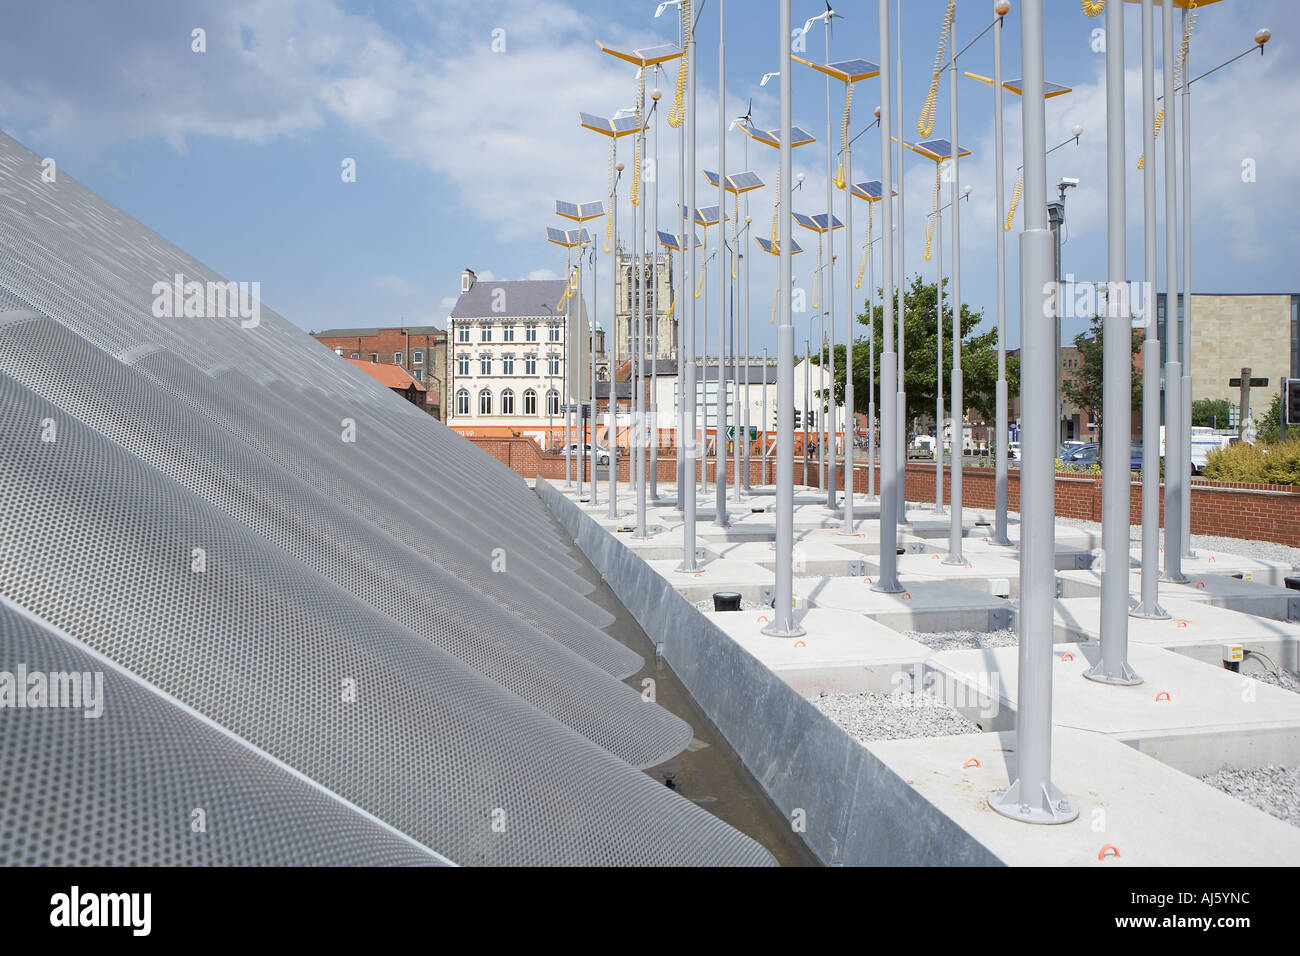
[
  {"x1": 313, "y1": 325, "x2": 447, "y2": 420},
  {"x1": 347, "y1": 357, "x2": 428, "y2": 410}
]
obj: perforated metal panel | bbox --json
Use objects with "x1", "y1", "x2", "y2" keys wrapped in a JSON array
[
  {"x1": 0, "y1": 600, "x2": 448, "y2": 866},
  {"x1": 0, "y1": 311, "x2": 686, "y2": 768},
  {"x1": 0, "y1": 130, "x2": 776, "y2": 866},
  {"x1": 0, "y1": 374, "x2": 773, "y2": 865}
]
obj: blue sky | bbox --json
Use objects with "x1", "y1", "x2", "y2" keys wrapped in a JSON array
[{"x1": 0, "y1": 0, "x2": 1294, "y2": 354}]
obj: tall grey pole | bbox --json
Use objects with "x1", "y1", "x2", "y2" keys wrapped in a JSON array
[
  {"x1": 762, "y1": 0, "x2": 804, "y2": 638},
  {"x1": 608, "y1": 171, "x2": 621, "y2": 518},
  {"x1": 677, "y1": 8, "x2": 698, "y2": 569},
  {"x1": 841, "y1": 132, "x2": 856, "y2": 532},
  {"x1": 805, "y1": 340, "x2": 812, "y2": 488},
  {"x1": 702, "y1": 253, "x2": 709, "y2": 495},
  {"x1": 988, "y1": 0, "x2": 1077, "y2": 825},
  {"x1": 677, "y1": 24, "x2": 688, "y2": 506},
  {"x1": 565, "y1": 260, "x2": 573, "y2": 490},
  {"x1": 895, "y1": 0, "x2": 907, "y2": 527},
  {"x1": 714, "y1": 0, "x2": 730, "y2": 527},
  {"x1": 762, "y1": 346, "x2": 768, "y2": 485},
  {"x1": 823, "y1": 19, "x2": 838, "y2": 511},
  {"x1": 1179, "y1": 8, "x2": 1194, "y2": 559},
  {"x1": 874, "y1": 0, "x2": 902, "y2": 593},
  {"x1": 945, "y1": 10, "x2": 965, "y2": 566},
  {"x1": 992, "y1": 3, "x2": 1012, "y2": 546},
  {"x1": 577, "y1": 253, "x2": 585, "y2": 501},
  {"x1": 1087, "y1": 0, "x2": 1141, "y2": 687},
  {"x1": 743, "y1": 138, "x2": 753, "y2": 492},
  {"x1": 1160, "y1": 0, "x2": 1186, "y2": 584},
  {"x1": 590, "y1": 243, "x2": 599, "y2": 507},
  {"x1": 1132, "y1": 0, "x2": 1166, "y2": 618},
  {"x1": 819, "y1": 310, "x2": 825, "y2": 489},
  {"x1": 934, "y1": 202, "x2": 946, "y2": 516},
  {"x1": 651, "y1": 85, "x2": 662, "y2": 502},
  {"x1": 635, "y1": 91, "x2": 648, "y2": 538},
  {"x1": 868, "y1": 224, "x2": 876, "y2": 498}
]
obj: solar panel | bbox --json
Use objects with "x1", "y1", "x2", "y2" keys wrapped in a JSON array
[
  {"x1": 794, "y1": 55, "x2": 880, "y2": 82},
  {"x1": 906, "y1": 138, "x2": 973, "y2": 161},
  {"x1": 579, "y1": 113, "x2": 642, "y2": 138},
  {"x1": 794, "y1": 212, "x2": 842, "y2": 232},
  {"x1": 611, "y1": 115, "x2": 643, "y2": 135},
  {"x1": 578, "y1": 200, "x2": 606, "y2": 219},
  {"x1": 812, "y1": 212, "x2": 843, "y2": 231},
  {"x1": 546, "y1": 226, "x2": 572, "y2": 245},
  {"x1": 596, "y1": 40, "x2": 684, "y2": 66},
  {"x1": 679, "y1": 203, "x2": 721, "y2": 226},
  {"x1": 738, "y1": 121, "x2": 816, "y2": 149},
  {"x1": 755, "y1": 236, "x2": 803, "y2": 255},
  {"x1": 851, "y1": 180, "x2": 897, "y2": 202},
  {"x1": 727, "y1": 170, "x2": 765, "y2": 192},
  {"x1": 556, "y1": 200, "x2": 579, "y2": 219},
  {"x1": 657, "y1": 230, "x2": 702, "y2": 250}
]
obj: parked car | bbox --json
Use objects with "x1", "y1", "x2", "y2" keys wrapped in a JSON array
[
  {"x1": 562, "y1": 442, "x2": 610, "y2": 466},
  {"x1": 1061, "y1": 443, "x2": 1099, "y2": 467}
]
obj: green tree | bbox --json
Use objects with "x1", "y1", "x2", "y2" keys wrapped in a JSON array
[
  {"x1": 1191, "y1": 397, "x2": 1232, "y2": 429},
  {"x1": 813, "y1": 274, "x2": 1018, "y2": 428},
  {"x1": 1258, "y1": 392, "x2": 1282, "y2": 444},
  {"x1": 1060, "y1": 312, "x2": 1142, "y2": 428}
]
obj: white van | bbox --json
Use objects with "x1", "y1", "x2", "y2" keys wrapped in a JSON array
[{"x1": 1160, "y1": 426, "x2": 1231, "y2": 474}]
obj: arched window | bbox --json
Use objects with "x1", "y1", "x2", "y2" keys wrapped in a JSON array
[
  {"x1": 523, "y1": 389, "x2": 537, "y2": 415},
  {"x1": 501, "y1": 389, "x2": 515, "y2": 415},
  {"x1": 455, "y1": 389, "x2": 469, "y2": 416},
  {"x1": 546, "y1": 389, "x2": 560, "y2": 416},
  {"x1": 478, "y1": 389, "x2": 492, "y2": 415}
]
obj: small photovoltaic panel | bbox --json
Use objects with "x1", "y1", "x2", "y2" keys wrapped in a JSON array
[
  {"x1": 727, "y1": 170, "x2": 764, "y2": 192},
  {"x1": 580, "y1": 113, "x2": 642, "y2": 138},
  {"x1": 739, "y1": 121, "x2": 816, "y2": 149},
  {"x1": 679, "y1": 203, "x2": 720, "y2": 226},
  {"x1": 794, "y1": 55, "x2": 880, "y2": 82},
  {"x1": 596, "y1": 40, "x2": 684, "y2": 66},
  {"x1": 556, "y1": 200, "x2": 579, "y2": 219},
  {"x1": 657, "y1": 230, "x2": 701, "y2": 250},
  {"x1": 794, "y1": 212, "x2": 842, "y2": 232},
  {"x1": 851, "y1": 180, "x2": 896, "y2": 202},
  {"x1": 903, "y1": 138, "x2": 972, "y2": 162},
  {"x1": 755, "y1": 236, "x2": 803, "y2": 255},
  {"x1": 546, "y1": 226, "x2": 571, "y2": 245},
  {"x1": 557, "y1": 200, "x2": 605, "y2": 222}
]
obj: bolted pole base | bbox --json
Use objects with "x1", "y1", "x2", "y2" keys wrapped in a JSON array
[
  {"x1": 1084, "y1": 658, "x2": 1144, "y2": 686},
  {"x1": 1130, "y1": 600, "x2": 1170, "y2": 621},
  {"x1": 989, "y1": 778, "x2": 1079, "y2": 826}
]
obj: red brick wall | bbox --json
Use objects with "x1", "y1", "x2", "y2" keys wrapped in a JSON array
[{"x1": 474, "y1": 437, "x2": 1300, "y2": 547}]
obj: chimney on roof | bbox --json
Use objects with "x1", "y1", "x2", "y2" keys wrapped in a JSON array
[{"x1": 461, "y1": 268, "x2": 477, "y2": 294}]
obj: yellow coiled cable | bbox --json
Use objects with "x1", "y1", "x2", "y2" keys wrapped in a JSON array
[
  {"x1": 1082, "y1": 0, "x2": 1105, "y2": 17},
  {"x1": 631, "y1": 71, "x2": 645, "y2": 207},
  {"x1": 923, "y1": 162, "x2": 941, "y2": 260},
  {"x1": 1139, "y1": 0, "x2": 1196, "y2": 170},
  {"x1": 732, "y1": 194, "x2": 739, "y2": 280},
  {"x1": 918, "y1": 0, "x2": 955, "y2": 139},
  {"x1": 833, "y1": 82, "x2": 853, "y2": 189},
  {"x1": 604, "y1": 139, "x2": 616, "y2": 253},
  {"x1": 1005, "y1": 169, "x2": 1024, "y2": 232},
  {"x1": 667, "y1": 0, "x2": 690, "y2": 129},
  {"x1": 855, "y1": 201, "x2": 873, "y2": 290},
  {"x1": 770, "y1": 167, "x2": 780, "y2": 250}
]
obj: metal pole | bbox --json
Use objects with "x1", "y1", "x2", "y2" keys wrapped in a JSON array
[
  {"x1": 608, "y1": 177, "x2": 621, "y2": 518},
  {"x1": 874, "y1": 0, "x2": 901, "y2": 593},
  {"x1": 895, "y1": 0, "x2": 907, "y2": 527},
  {"x1": 763, "y1": 0, "x2": 803, "y2": 638},
  {"x1": 1161, "y1": 0, "x2": 1186, "y2": 584},
  {"x1": 841, "y1": 133, "x2": 856, "y2": 533},
  {"x1": 677, "y1": 21, "x2": 688, "y2": 507},
  {"x1": 762, "y1": 346, "x2": 768, "y2": 485},
  {"x1": 743, "y1": 136, "x2": 753, "y2": 492},
  {"x1": 988, "y1": 0, "x2": 1077, "y2": 825},
  {"x1": 590, "y1": 243, "x2": 599, "y2": 506},
  {"x1": 651, "y1": 83, "x2": 662, "y2": 503},
  {"x1": 677, "y1": 6, "x2": 698, "y2": 570},
  {"x1": 1133, "y1": 0, "x2": 1164, "y2": 616},
  {"x1": 577, "y1": 253, "x2": 585, "y2": 501},
  {"x1": 819, "y1": 311, "x2": 825, "y2": 489},
  {"x1": 934, "y1": 202, "x2": 946, "y2": 516},
  {"x1": 715, "y1": 0, "x2": 730, "y2": 527},
  {"x1": 868, "y1": 224, "x2": 876, "y2": 499},
  {"x1": 824, "y1": 18, "x2": 838, "y2": 512},
  {"x1": 945, "y1": 8, "x2": 965, "y2": 566},
  {"x1": 992, "y1": 4, "x2": 1011, "y2": 546},
  {"x1": 565, "y1": 256, "x2": 573, "y2": 489},
  {"x1": 1087, "y1": 0, "x2": 1141, "y2": 687},
  {"x1": 635, "y1": 94, "x2": 648, "y2": 538},
  {"x1": 703, "y1": 252, "x2": 709, "y2": 494},
  {"x1": 1180, "y1": 7, "x2": 1194, "y2": 559},
  {"x1": 805, "y1": 340, "x2": 811, "y2": 488}
]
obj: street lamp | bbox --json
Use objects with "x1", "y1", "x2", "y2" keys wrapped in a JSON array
[
  {"x1": 795, "y1": 210, "x2": 845, "y2": 497},
  {"x1": 850, "y1": 176, "x2": 896, "y2": 501}
]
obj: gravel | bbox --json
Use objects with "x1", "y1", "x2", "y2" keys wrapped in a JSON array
[
  {"x1": 907, "y1": 628, "x2": 1019, "y2": 653},
  {"x1": 1243, "y1": 661, "x2": 1300, "y2": 696},
  {"x1": 809, "y1": 689, "x2": 980, "y2": 742},
  {"x1": 1200, "y1": 765, "x2": 1300, "y2": 829}
]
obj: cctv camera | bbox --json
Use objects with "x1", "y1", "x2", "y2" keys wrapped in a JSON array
[{"x1": 1060, "y1": 177, "x2": 1080, "y2": 188}]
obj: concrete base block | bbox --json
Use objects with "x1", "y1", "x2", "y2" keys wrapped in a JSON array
[
  {"x1": 794, "y1": 576, "x2": 1014, "y2": 633},
  {"x1": 715, "y1": 539, "x2": 875, "y2": 578},
  {"x1": 1057, "y1": 569, "x2": 1300, "y2": 622},
  {"x1": 1050, "y1": 597, "x2": 1300, "y2": 673},
  {"x1": 868, "y1": 726, "x2": 1300, "y2": 865},
  {"x1": 1130, "y1": 547, "x2": 1297, "y2": 587},
  {"x1": 925, "y1": 642, "x2": 1300, "y2": 775},
  {"x1": 645, "y1": 557, "x2": 776, "y2": 605},
  {"x1": 867, "y1": 551, "x2": 1027, "y2": 599},
  {"x1": 703, "y1": 607, "x2": 931, "y2": 696}
]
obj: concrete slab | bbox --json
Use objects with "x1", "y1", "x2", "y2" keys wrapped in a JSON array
[
  {"x1": 1129, "y1": 547, "x2": 1297, "y2": 587},
  {"x1": 926, "y1": 643, "x2": 1300, "y2": 775},
  {"x1": 868, "y1": 727, "x2": 1300, "y2": 865},
  {"x1": 714, "y1": 538, "x2": 875, "y2": 578},
  {"x1": 1049, "y1": 597, "x2": 1300, "y2": 673},
  {"x1": 1057, "y1": 568, "x2": 1300, "y2": 622},
  {"x1": 702, "y1": 607, "x2": 931, "y2": 696},
  {"x1": 793, "y1": 576, "x2": 1014, "y2": 633},
  {"x1": 865, "y1": 551, "x2": 1027, "y2": 599},
  {"x1": 959, "y1": 534, "x2": 1098, "y2": 571},
  {"x1": 645, "y1": 557, "x2": 777, "y2": 605}
]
